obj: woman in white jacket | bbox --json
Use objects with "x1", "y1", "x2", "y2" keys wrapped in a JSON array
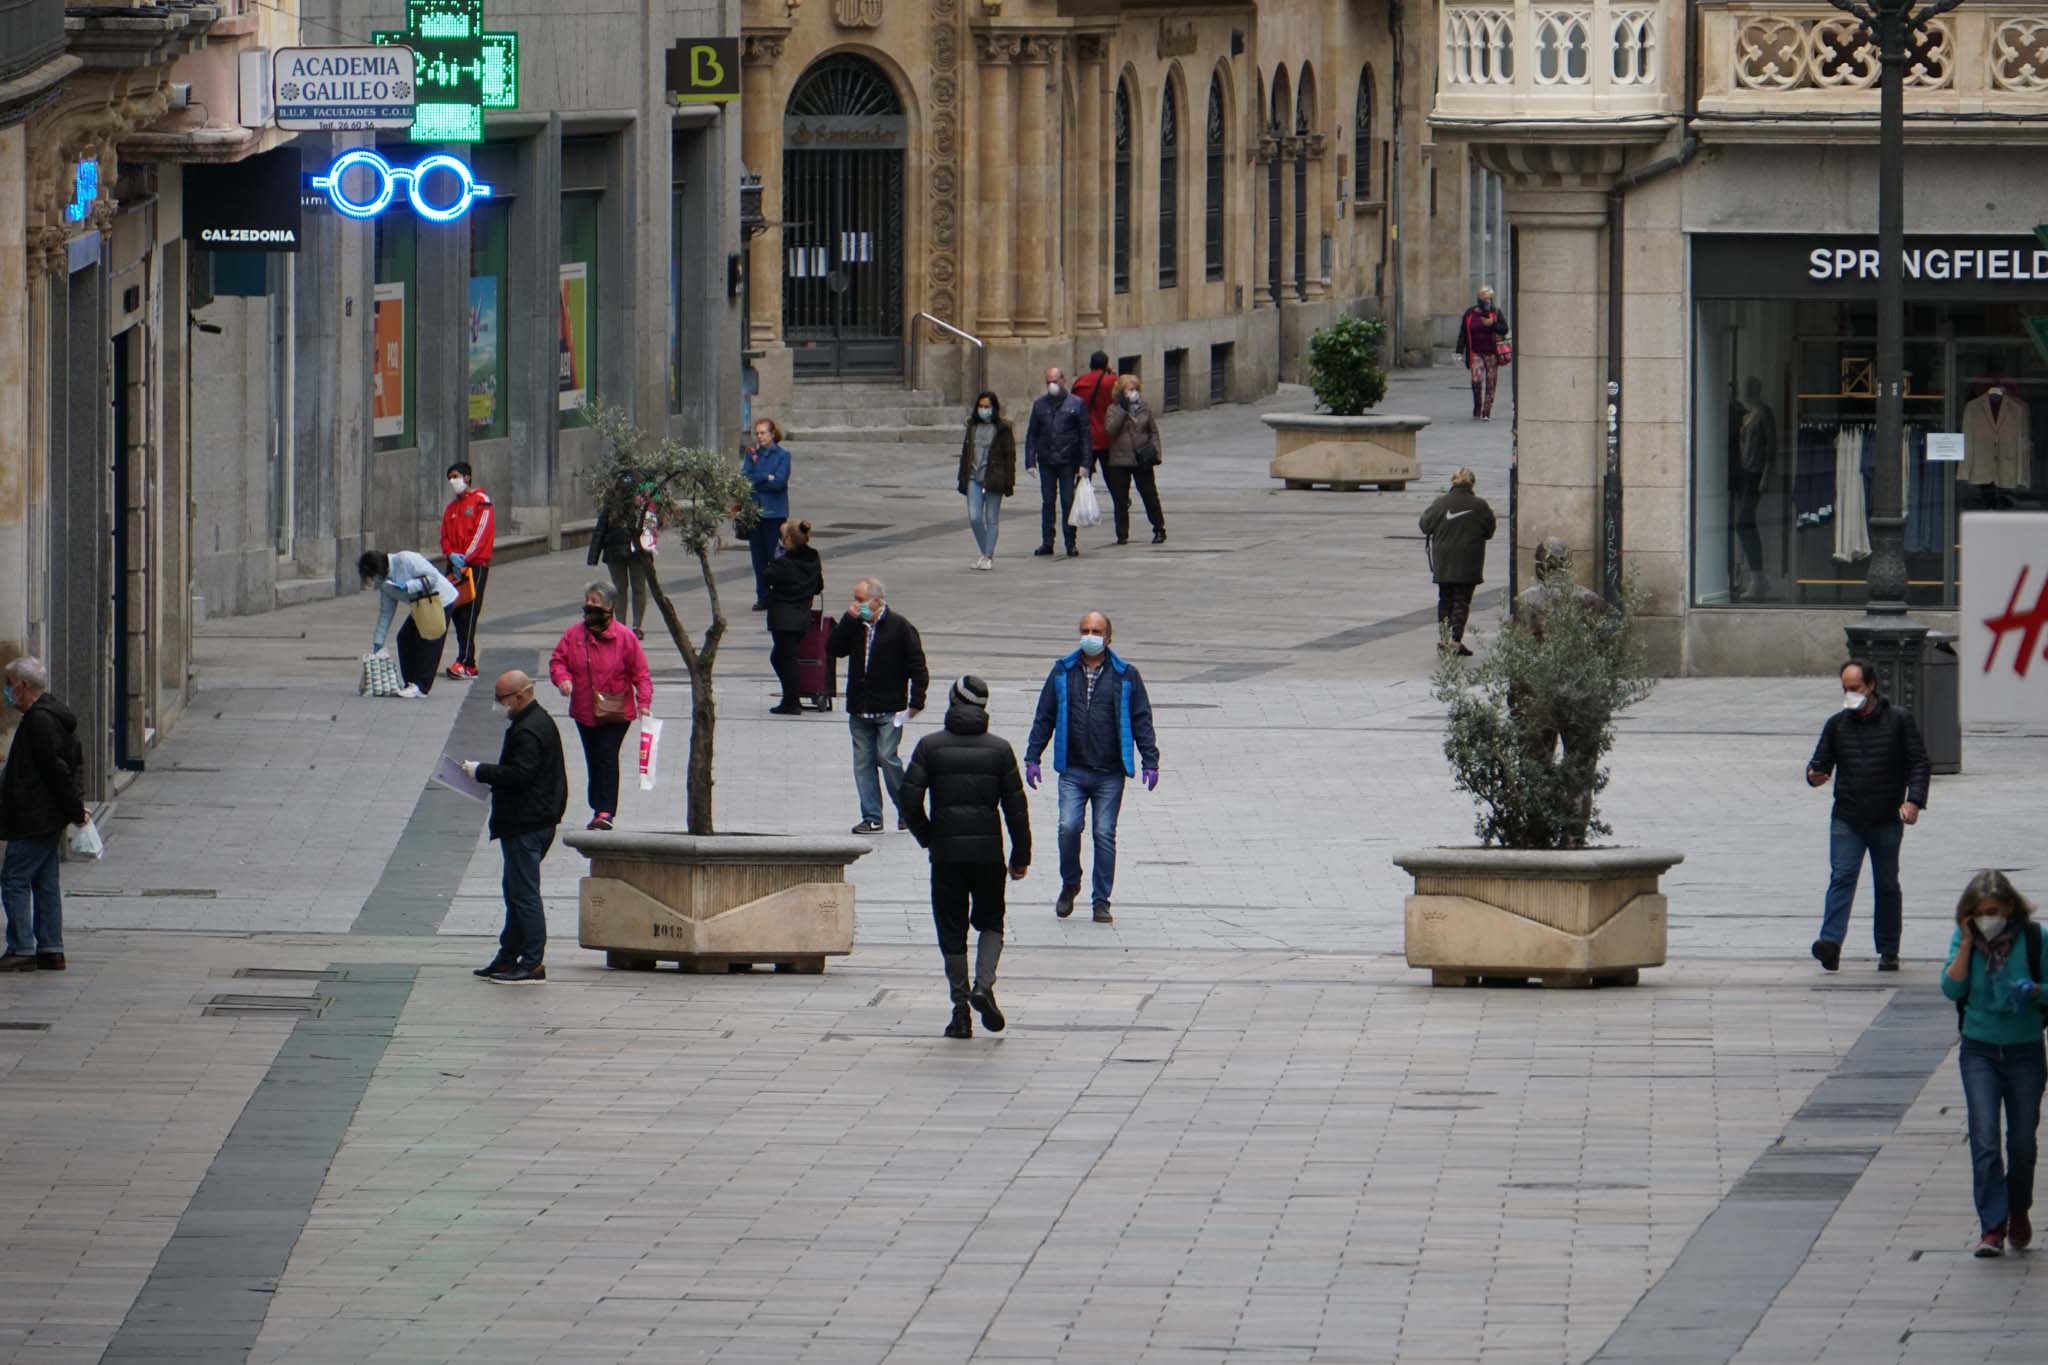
[{"x1": 358, "y1": 551, "x2": 460, "y2": 697}]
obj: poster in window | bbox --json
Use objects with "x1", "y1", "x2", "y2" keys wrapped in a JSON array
[
  {"x1": 467, "y1": 276, "x2": 498, "y2": 429},
  {"x1": 372, "y1": 282, "x2": 405, "y2": 438},
  {"x1": 558, "y1": 261, "x2": 589, "y2": 413}
]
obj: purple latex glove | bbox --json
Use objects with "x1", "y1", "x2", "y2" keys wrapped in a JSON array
[
  {"x1": 1025, "y1": 761, "x2": 1041, "y2": 789},
  {"x1": 1141, "y1": 768, "x2": 1159, "y2": 792}
]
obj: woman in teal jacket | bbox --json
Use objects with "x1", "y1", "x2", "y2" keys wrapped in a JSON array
[{"x1": 1941, "y1": 870, "x2": 2046, "y2": 1258}]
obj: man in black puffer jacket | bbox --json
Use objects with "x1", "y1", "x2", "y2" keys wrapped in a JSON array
[
  {"x1": 1806, "y1": 657, "x2": 1930, "y2": 974},
  {"x1": 899, "y1": 675, "x2": 1031, "y2": 1039}
]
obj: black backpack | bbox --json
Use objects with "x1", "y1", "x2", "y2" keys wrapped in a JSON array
[{"x1": 1954, "y1": 922, "x2": 2046, "y2": 1034}]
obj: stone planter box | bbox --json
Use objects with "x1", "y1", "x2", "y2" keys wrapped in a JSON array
[
  {"x1": 1394, "y1": 847, "x2": 1684, "y2": 988},
  {"x1": 565, "y1": 831, "x2": 872, "y2": 974},
  {"x1": 1263, "y1": 413, "x2": 1427, "y2": 491}
]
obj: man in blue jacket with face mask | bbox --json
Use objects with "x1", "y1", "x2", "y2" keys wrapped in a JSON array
[{"x1": 1024, "y1": 611, "x2": 1160, "y2": 923}]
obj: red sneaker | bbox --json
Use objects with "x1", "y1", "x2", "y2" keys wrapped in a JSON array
[{"x1": 1975, "y1": 1225, "x2": 2007, "y2": 1258}]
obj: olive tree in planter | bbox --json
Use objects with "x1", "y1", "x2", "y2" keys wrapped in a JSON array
[
  {"x1": 1396, "y1": 557, "x2": 1682, "y2": 988},
  {"x1": 566, "y1": 401, "x2": 871, "y2": 974},
  {"x1": 1264, "y1": 315, "x2": 1424, "y2": 492}
]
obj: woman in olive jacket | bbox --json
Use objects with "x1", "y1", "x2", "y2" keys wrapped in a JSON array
[
  {"x1": 957, "y1": 390, "x2": 1017, "y2": 570},
  {"x1": 763, "y1": 520, "x2": 825, "y2": 714},
  {"x1": 1102, "y1": 373, "x2": 1167, "y2": 545}
]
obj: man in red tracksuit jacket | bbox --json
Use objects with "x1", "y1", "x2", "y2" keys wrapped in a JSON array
[{"x1": 440, "y1": 461, "x2": 496, "y2": 679}]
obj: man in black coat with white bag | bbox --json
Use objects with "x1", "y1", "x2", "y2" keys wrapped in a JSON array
[{"x1": 899, "y1": 676, "x2": 1031, "y2": 1040}]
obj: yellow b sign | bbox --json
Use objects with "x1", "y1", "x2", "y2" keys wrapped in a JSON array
[{"x1": 667, "y1": 39, "x2": 740, "y2": 104}]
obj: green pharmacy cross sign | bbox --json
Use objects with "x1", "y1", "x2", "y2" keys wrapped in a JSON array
[{"x1": 373, "y1": 0, "x2": 518, "y2": 143}]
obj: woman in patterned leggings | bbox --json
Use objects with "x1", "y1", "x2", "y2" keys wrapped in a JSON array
[{"x1": 1455, "y1": 286, "x2": 1510, "y2": 421}]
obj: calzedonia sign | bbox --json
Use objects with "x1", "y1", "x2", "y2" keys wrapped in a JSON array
[
  {"x1": 184, "y1": 146, "x2": 302, "y2": 252},
  {"x1": 1695, "y1": 234, "x2": 2048, "y2": 300}
]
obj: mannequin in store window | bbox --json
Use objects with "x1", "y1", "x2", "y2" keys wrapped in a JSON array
[
  {"x1": 1961, "y1": 379, "x2": 2031, "y2": 506},
  {"x1": 1734, "y1": 376, "x2": 1776, "y2": 599}
]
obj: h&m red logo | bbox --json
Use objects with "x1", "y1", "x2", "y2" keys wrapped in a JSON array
[{"x1": 1982, "y1": 565, "x2": 2048, "y2": 678}]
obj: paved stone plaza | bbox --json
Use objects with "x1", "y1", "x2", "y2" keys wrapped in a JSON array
[{"x1": 4, "y1": 372, "x2": 2044, "y2": 1363}]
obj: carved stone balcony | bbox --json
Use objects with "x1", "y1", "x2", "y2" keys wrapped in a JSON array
[
  {"x1": 1435, "y1": 0, "x2": 1681, "y2": 138},
  {"x1": 1697, "y1": 3, "x2": 2048, "y2": 138}
]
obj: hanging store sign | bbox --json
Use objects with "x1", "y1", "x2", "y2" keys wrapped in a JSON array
[
  {"x1": 1960, "y1": 512, "x2": 2048, "y2": 724},
  {"x1": 666, "y1": 39, "x2": 740, "y2": 104},
  {"x1": 308, "y1": 149, "x2": 493, "y2": 223},
  {"x1": 1694, "y1": 234, "x2": 2048, "y2": 301},
  {"x1": 784, "y1": 116, "x2": 907, "y2": 150},
  {"x1": 373, "y1": 0, "x2": 519, "y2": 144},
  {"x1": 273, "y1": 45, "x2": 418, "y2": 131},
  {"x1": 184, "y1": 146, "x2": 303, "y2": 251}
]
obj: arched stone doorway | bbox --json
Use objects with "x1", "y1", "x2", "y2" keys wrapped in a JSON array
[{"x1": 782, "y1": 53, "x2": 907, "y2": 378}]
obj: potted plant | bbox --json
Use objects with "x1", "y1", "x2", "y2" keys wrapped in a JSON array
[
  {"x1": 1396, "y1": 553, "x2": 1682, "y2": 988},
  {"x1": 565, "y1": 401, "x2": 871, "y2": 974},
  {"x1": 1264, "y1": 315, "x2": 1424, "y2": 492}
]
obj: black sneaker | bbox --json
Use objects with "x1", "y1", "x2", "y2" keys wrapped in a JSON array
[
  {"x1": 1152, "y1": 529, "x2": 1167, "y2": 544},
  {"x1": 0, "y1": 954, "x2": 36, "y2": 972},
  {"x1": 970, "y1": 987, "x2": 1006, "y2": 1033},
  {"x1": 1877, "y1": 955, "x2": 1900, "y2": 972},
  {"x1": 489, "y1": 964, "x2": 547, "y2": 984},
  {"x1": 896, "y1": 816, "x2": 909, "y2": 832},
  {"x1": 1092, "y1": 902, "x2": 1114, "y2": 923},
  {"x1": 1055, "y1": 888, "x2": 1078, "y2": 919},
  {"x1": 1065, "y1": 545, "x2": 1080, "y2": 558},
  {"x1": 944, "y1": 1006, "x2": 973, "y2": 1040},
  {"x1": 851, "y1": 819, "x2": 884, "y2": 835},
  {"x1": 34, "y1": 953, "x2": 64, "y2": 971},
  {"x1": 1812, "y1": 939, "x2": 1841, "y2": 972},
  {"x1": 473, "y1": 955, "x2": 516, "y2": 978},
  {"x1": 1033, "y1": 544, "x2": 1055, "y2": 557}
]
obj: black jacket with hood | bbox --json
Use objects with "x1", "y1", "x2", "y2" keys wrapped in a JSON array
[
  {"x1": 1419, "y1": 485, "x2": 1497, "y2": 585},
  {"x1": 1808, "y1": 695, "x2": 1930, "y2": 830},
  {"x1": 0, "y1": 695, "x2": 87, "y2": 840},
  {"x1": 899, "y1": 701, "x2": 1031, "y2": 868}
]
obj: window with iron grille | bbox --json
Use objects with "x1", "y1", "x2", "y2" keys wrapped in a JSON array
[
  {"x1": 1355, "y1": 68, "x2": 1374, "y2": 199},
  {"x1": 1204, "y1": 77, "x2": 1225, "y2": 282},
  {"x1": 1113, "y1": 82, "x2": 1132, "y2": 295},
  {"x1": 1158, "y1": 84, "x2": 1179, "y2": 289},
  {"x1": 1209, "y1": 343, "x2": 1232, "y2": 404}
]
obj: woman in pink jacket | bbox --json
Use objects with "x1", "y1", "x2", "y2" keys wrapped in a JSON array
[{"x1": 549, "y1": 582, "x2": 654, "y2": 830}]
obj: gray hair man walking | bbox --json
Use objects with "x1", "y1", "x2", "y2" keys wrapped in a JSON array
[{"x1": 0, "y1": 658, "x2": 87, "y2": 972}]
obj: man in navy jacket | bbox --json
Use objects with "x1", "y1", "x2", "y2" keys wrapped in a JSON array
[
  {"x1": 1024, "y1": 612, "x2": 1160, "y2": 922},
  {"x1": 1024, "y1": 367, "x2": 1090, "y2": 558}
]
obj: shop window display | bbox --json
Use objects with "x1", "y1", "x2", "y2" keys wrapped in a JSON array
[
  {"x1": 372, "y1": 211, "x2": 417, "y2": 450},
  {"x1": 467, "y1": 200, "x2": 510, "y2": 441},
  {"x1": 559, "y1": 192, "x2": 599, "y2": 428}
]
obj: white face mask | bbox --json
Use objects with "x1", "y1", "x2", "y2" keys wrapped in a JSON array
[
  {"x1": 1977, "y1": 915, "x2": 2009, "y2": 940},
  {"x1": 449, "y1": 478, "x2": 467, "y2": 495},
  {"x1": 1841, "y1": 691, "x2": 1867, "y2": 712},
  {"x1": 1078, "y1": 634, "x2": 1105, "y2": 658},
  {"x1": 1048, "y1": 382, "x2": 1063, "y2": 397}
]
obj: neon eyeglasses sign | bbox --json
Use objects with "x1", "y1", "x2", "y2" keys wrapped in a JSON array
[{"x1": 310, "y1": 149, "x2": 493, "y2": 222}]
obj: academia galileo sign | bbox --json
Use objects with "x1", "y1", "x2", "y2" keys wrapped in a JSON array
[{"x1": 273, "y1": 46, "x2": 418, "y2": 131}]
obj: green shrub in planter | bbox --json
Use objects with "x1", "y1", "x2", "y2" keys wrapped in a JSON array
[
  {"x1": 1431, "y1": 556, "x2": 1656, "y2": 849},
  {"x1": 1307, "y1": 316, "x2": 1390, "y2": 416}
]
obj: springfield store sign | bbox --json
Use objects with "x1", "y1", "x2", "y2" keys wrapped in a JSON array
[
  {"x1": 1695, "y1": 235, "x2": 2048, "y2": 300},
  {"x1": 273, "y1": 46, "x2": 418, "y2": 131}
]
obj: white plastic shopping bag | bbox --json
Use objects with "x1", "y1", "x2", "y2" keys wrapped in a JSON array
[
  {"x1": 639, "y1": 717, "x2": 664, "y2": 791},
  {"x1": 1069, "y1": 475, "x2": 1103, "y2": 529},
  {"x1": 69, "y1": 821, "x2": 105, "y2": 861}
]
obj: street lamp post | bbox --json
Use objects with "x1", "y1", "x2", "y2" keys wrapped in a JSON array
[{"x1": 1825, "y1": 0, "x2": 1960, "y2": 709}]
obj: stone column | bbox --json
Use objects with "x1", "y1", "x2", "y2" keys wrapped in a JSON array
[
  {"x1": 1302, "y1": 134, "x2": 1328, "y2": 300},
  {"x1": 1012, "y1": 36, "x2": 1054, "y2": 336},
  {"x1": 1073, "y1": 36, "x2": 1105, "y2": 332},
  {"x1": 972, "y1": 34, "x2": 1016, "y2": 338},
  {"x1": 741, "y1": 34, "x2": 785, "y2": 351},
  {"x1": 1254, "y1": 134, "x2": 1276, "y2": 308},
  {"x1": 1277, "y1": 136, "x2": 1298, "y2": 302}
]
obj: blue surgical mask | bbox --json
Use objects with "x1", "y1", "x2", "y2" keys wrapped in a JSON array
[
  {"x1": 977, "y1": 407, "x2": 993, "y2": 422},
  {"x1": 857, "y1": 602, "x2": 876, "y2": 622},
  {"x1": 1078, "y1": 635, "x2": 1105, "y2": 657},
  {"x1": 1, "y1": 683, "x2": 12, "y2": 710}
]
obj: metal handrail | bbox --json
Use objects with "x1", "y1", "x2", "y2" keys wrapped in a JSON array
[{"x1": 911, "y1": 311, "x2": 987, "y2": 401}]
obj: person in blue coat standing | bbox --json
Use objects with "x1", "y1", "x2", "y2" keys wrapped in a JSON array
[
  {"x1": 1024, "y1": 611, "x2": 1160, "y2": 923},
  {"x1": 744, "y1": 417, "x2": 792, "y2": 610}
]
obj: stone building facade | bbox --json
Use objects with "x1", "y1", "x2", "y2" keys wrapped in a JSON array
[{"x1": 740, "y1": 0, "x2": 1497, "y2": 420}]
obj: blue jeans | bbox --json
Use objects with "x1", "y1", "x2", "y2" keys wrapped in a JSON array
[
  {"x1": 1037, "y1": 464, "x2": 1077, "y2": 550},
  {"x1": 849, "y1": 714, "x2": 905, "y2": 824},
  {"x1": 2, "y1": 832, "x2": 63, "y2": 956},
  {"x1": 1819, "y1": 817, "x2": 1904, "y2": 956},
  {"x1": 1959, "y1": 1037, "x2": 2046, "y2": 1235},
  {"x1": 966, "y1": 483, "x2": 1004, "y2": 558},
  {"x1": 749, "y1": 516, "x2": 785, "y2": 606},
  {"x1": 1058, "y1": 766, "x2": 1126, "y2": 907},
  {"x1": 498, "y1": 828, "x2": 554, "y2": 969}
]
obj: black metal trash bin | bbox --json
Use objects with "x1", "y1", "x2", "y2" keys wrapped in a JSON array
[{"x1": 1920, "y1": 632, "x2": 1960, "y2": 775}]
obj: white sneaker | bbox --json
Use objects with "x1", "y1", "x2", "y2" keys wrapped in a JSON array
[
  {"x1": 977, "y1": 556, "x2": 992, "y2": 571},
  {"x1": 395, "y1": 683, "x2": 423, "y2": 699}
]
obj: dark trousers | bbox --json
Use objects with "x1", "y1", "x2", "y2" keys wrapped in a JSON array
[
  {"x1": 1105, "y1": 464, "x2": 1165, "y2": 541},
  {"x1": 749, "y1": 517, "x2": 786, "y2": 606},
  {"x1": 769, "y1": 628, "x2": 804, "y2": 704},
  {"x1": 498, "y1": 827, "x2": 554, "y2": 969},
  {"x1": 1038, "y1": 464, "x2": 1077, "y2": 549},
  {"x1": 607, "y1": 555, "x2": 652, "y2": 630},
  {"x1": 1437, "y1": 582, "x2": 1478, "y2": 642},
  {"x1": 576, "y1": 720, "x2": 631, "y2": 816},
  {"x1": 1960, "y1": 1038, "x2": 2046, "y2": 1236},
  {"x1": 450, "y1": 562, "x2": 490, "y2": 668},
  {"x1": 931, "y1": 861, "x2": 1007, "y2": 957},
  {"x1": 396, "y1": 616, "x2": 447, "y2": 693}
]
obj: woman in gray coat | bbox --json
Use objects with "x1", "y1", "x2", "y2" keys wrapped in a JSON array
[{"x1": 1101, "y1": 373, "x2": 1167, "y2": 545}]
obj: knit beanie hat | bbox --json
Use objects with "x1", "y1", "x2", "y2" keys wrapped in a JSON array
[{"x1": 949, "y1": 674, "x2": 990, "y2": 710}]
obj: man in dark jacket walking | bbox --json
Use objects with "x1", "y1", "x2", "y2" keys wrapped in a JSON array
[
  {"x1": 1806, "y1": 658, "x2": 1930, "y2": 973},
  {"x1": 1024, "y1": 366, "x2": 1090, "y2": 558},
  {"x1": 0, "y1": 658, "x2": 87, "y2": 972},
  {"x1": 1419, "y1": 467, "x2": 1497, "y2": 655},
  {"x1": 1024, "y1": 612, "x2": 1161, "y2": 923},
  {"x1": 899, "y1": 675, "x2": 1031, "y2": 1039},
  {"x1": 827, "y1": 578, "x2": 931, "y2": 833},
  {"x1": 462, "y1": 670, "x2": 569, "y2": 983}
]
